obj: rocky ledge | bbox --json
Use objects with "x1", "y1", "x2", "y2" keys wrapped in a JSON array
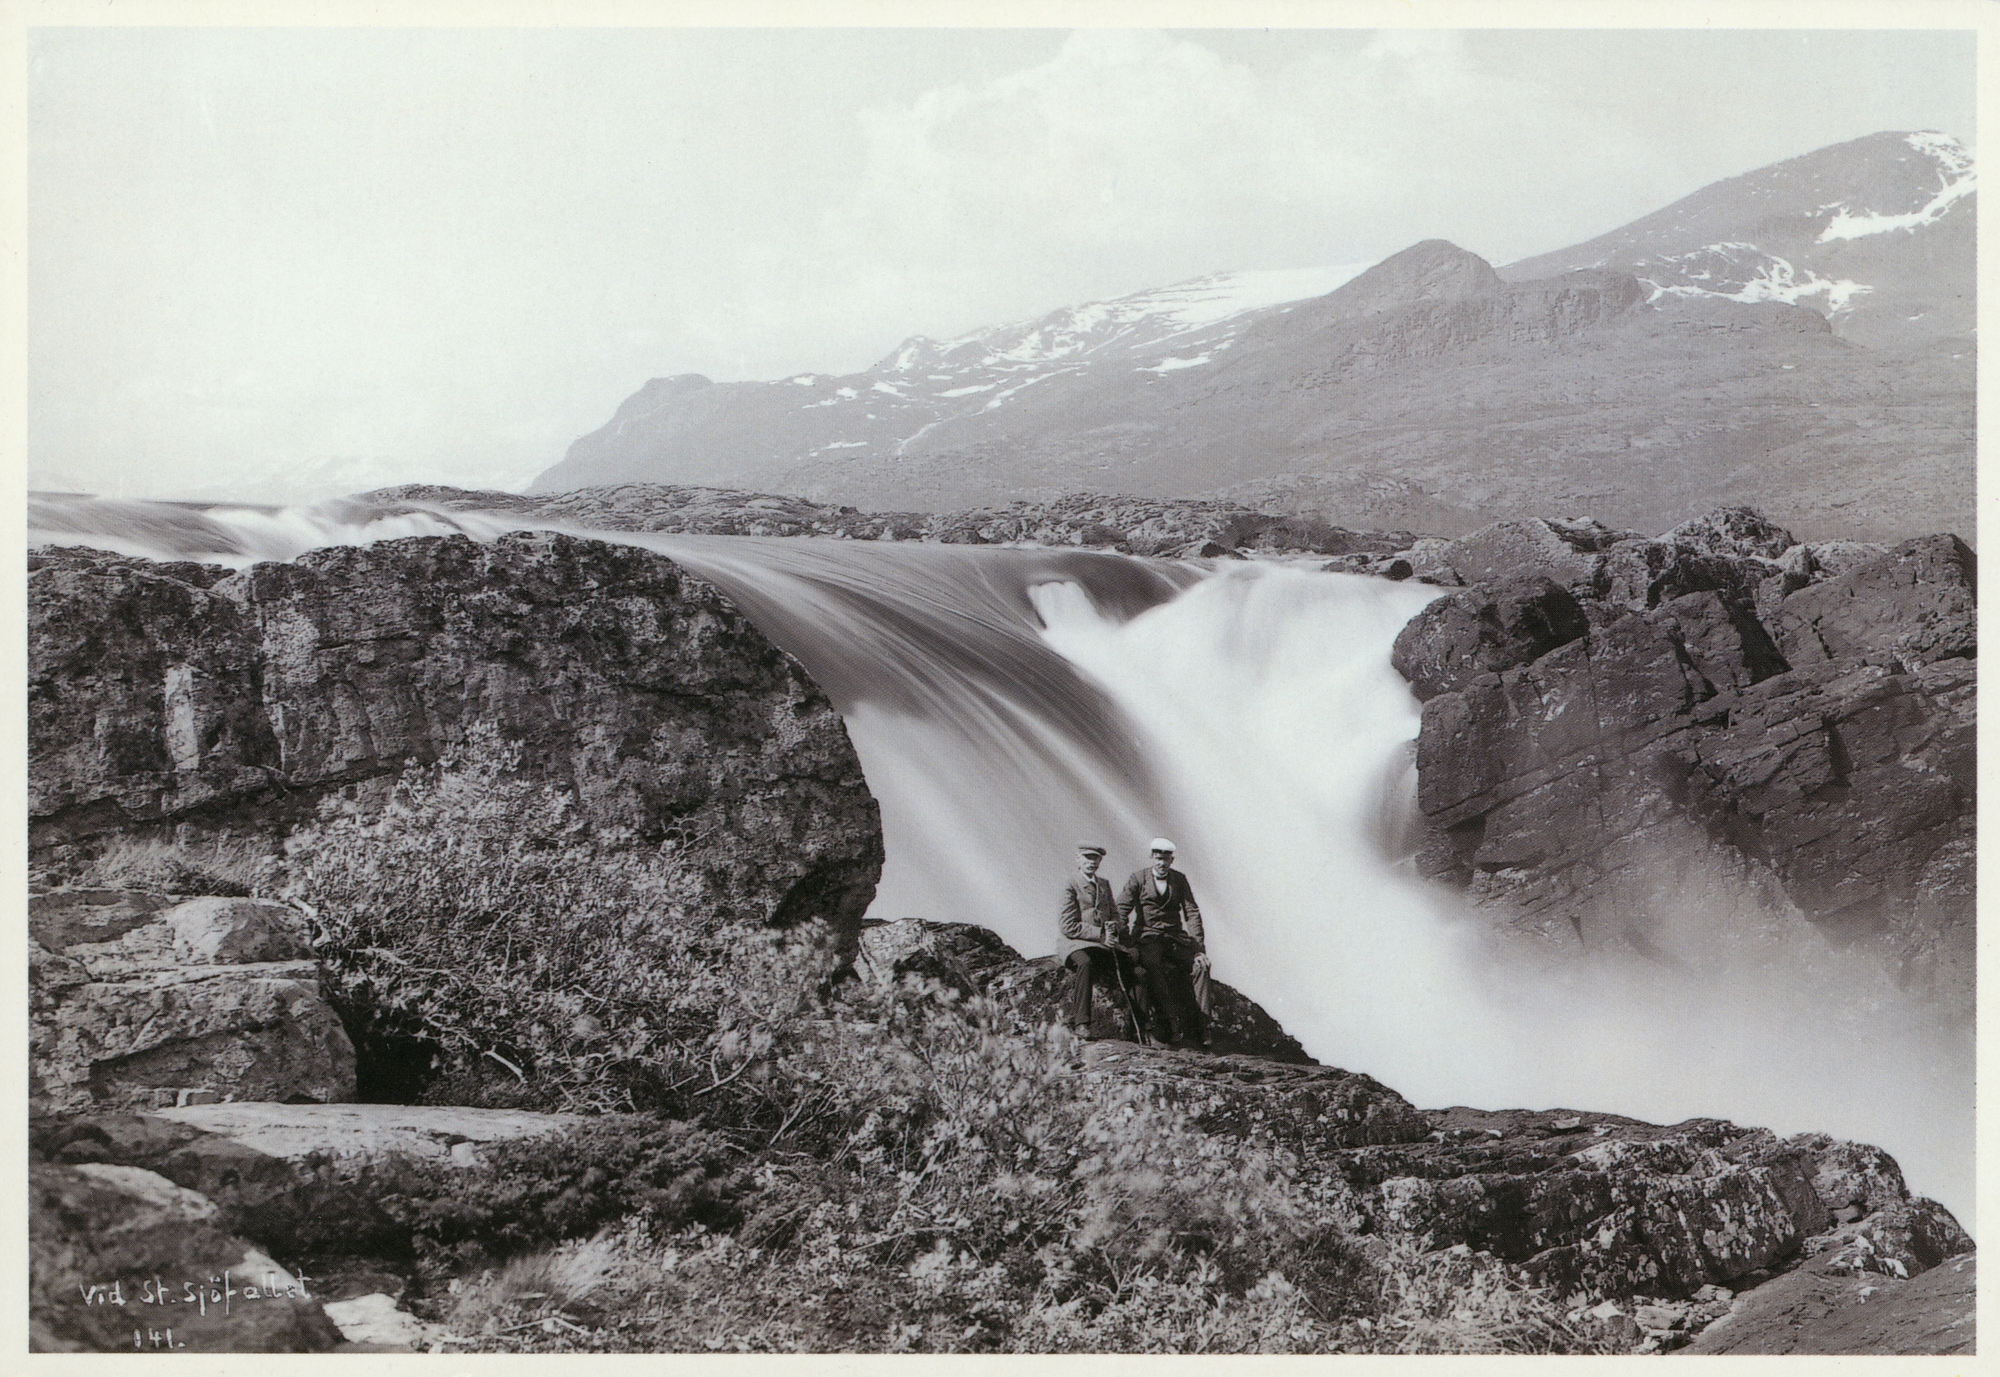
[
  {"x1": 370, "y1": 482, "x2": 1419, "y2": 561},
  {"x1": 856, "y1": 920, "x2": 1972, "y2": 1354},
  {"x1": 30, "y1": 915, "x2": 1972, "y2": 1355},
  {"x1": 31, "y1": 889, "x2": 354, "y2": 1114}
]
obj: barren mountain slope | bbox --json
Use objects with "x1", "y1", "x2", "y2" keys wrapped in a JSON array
[{"x1": 1503, "y1": 130, "x2": 1975, "y2": 351}]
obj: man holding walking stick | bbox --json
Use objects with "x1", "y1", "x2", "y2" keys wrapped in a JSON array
[{"x1": 1058, "y1": 843, "x2": 1151, "y2": 1042}]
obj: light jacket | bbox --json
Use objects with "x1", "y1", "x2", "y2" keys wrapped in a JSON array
[
  {"x1": 1117, "y1": 866, "x2": 1205, "y2": 948},
  {"x1": 1058, "y1": 870, "x2": 1125, "y2": 960}
]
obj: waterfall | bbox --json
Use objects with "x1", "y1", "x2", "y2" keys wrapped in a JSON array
[{"x1": 28, "y1": 493, "x2": 1973, "y2": 1221}]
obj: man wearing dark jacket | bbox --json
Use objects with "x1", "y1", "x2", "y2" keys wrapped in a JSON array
[
  {"x1": 1058, "y1": 843, "x2": 1143, "y2": 1040},
  {"x1": 1118, "y1": 838, "x2": 1210, "y2": 1048}
]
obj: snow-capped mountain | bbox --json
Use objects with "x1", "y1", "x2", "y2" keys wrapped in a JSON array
[
  {"x1": 537, "y1": 132, "x2": 1972, "y2": 543},
  {"x1": 540, "y1": 264, "x2": 1368, "y2": 491},
  {"x1": 1501, "y1": 130, "x2": 1973, "y2": 348}
]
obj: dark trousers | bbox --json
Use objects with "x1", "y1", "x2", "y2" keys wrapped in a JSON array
[
  {"x1": 1138, "y1": 936, "x2": 1206, "y2": 1043},
  {"x1": 1064, "y1": 946, "x2": 1144, "y2": 1033}
]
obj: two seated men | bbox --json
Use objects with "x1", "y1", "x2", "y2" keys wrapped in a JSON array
[{"x1": 1059, "y1": 838, "x2": 1211, "y2": 1049}]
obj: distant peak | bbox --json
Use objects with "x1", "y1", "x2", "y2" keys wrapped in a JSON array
[{"x1": 1318, "y1": 240, "x2": 1501, "y2": 318}]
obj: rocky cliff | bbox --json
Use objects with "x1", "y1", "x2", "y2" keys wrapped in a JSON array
[
  {"x1": 1387, "y1": 510, "x2": 1975, "y2": 1015},
  {"x1": 28, "y1": 533, "x2": 883, "y2": 935}
]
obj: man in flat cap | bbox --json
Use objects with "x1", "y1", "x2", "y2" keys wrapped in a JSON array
[
  {"x1": 1118, "y1": 838, "x2": 1211, "y2": 1049},
  {"x1": 1059, "y1": 842, "x2": 1145, "y2": 1040}
]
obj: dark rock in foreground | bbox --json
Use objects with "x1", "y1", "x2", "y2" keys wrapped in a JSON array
[
  {"x1": 32, "y1": 1159, "x2": 344, "y2": 1352},
  {"x1": 29, "y1": 911, "x2": 1971, "y2": 1354},
  {"x1": 1685, "y1": 1251, "x2": 1975, "y2": 1355}
]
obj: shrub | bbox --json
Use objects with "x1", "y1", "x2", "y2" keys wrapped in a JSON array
[
  {"x1": 1336, "y1": 1241, "x2": 1620, "y2": 1355},
  {"x1": 285, "y1": 726, "x2": 824, "y2": 1113},
  {"x1": 372, "y1": 1118, "x2": 749, "y2": 1274}
]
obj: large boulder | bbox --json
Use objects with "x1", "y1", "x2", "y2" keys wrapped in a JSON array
[
  {"x1": 29, "y1": 533, "x2": 884, "y2": 936},
  {"x1": 1390, "y1": 576, "x2": 1589, "y2": 702},
  {"x1": 1762, "y1": 534, "x2": 1975, "y2": 669},
  {"x1": 31, "y1": 1160, "x2": 343, "y2": 1352}
]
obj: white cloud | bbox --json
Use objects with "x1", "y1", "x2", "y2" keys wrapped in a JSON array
[{"x1": 804, "y1": 29, "x2": 1670, "y2": 351}]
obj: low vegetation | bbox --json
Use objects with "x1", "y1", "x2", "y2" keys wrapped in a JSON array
[{"x1": 56, "y1": 735, "x2": 1620, "y2": 1353}]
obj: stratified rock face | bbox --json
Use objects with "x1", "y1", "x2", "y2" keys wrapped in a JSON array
[
  {"x1": 28, "y1": 533, "x2": 884, "y2": 934},
  {"x1": 1394, "y1": 510, "x2": 1974, "y2": 1010},
  {"x1": 30, "y1": 891, "x2": 356, "y2": 1114}
]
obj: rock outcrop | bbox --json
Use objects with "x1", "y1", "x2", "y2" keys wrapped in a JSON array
[
  {"x1": 852, "y1": 918, "x2": 1971, "y2": 1343},
  {"x1": 1685, "y1": 1251, "x2": 1975, "y2": 1355},
  {"x1": 30, "y1": 889, "x2": 355, "y2": 1114},
  {"x1": 28, "y1": 532, "x2": 883, "y2": 936},
  {"x1": 854, "y1": 917, "x2": 1314, "y2": 1063},
  {"x1": 29, "y1": 1102, "x2": 582, "y2": 1353},
  {"x1": 31, "y1": 1159, "x2": 345, "y2": 1352},
  {"x1": 31, "y1": 915, "x2": 1971, "y2": 1354},
  {"x1": 1388, "y1": 511, "x2": 1974, "y2": 1012}
]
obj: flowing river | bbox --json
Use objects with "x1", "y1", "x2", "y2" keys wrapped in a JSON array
[{"x1": 29, "y1": 492, "x2": 1974, "y2": 1222}]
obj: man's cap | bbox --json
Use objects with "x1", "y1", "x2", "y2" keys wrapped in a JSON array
[
  {"x1": 1075, "y1": 842, "x2": 1107, "y2": 856},
  {"x1": 1148, "y1": 837, "x2": 1177, "y2": 853}
]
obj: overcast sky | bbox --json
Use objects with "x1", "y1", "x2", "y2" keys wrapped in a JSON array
[{"x1": 27, "y1": 25, "x2": 1975, "y2": 500}]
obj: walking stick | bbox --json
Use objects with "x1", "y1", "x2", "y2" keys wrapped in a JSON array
[{"x1": 1111, "y1": 946, "x2": 1154, "y2": 1047}]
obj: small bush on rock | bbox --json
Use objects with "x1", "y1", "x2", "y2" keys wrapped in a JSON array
[
  {"x1": 49, "y1": 834, "x2": 280, "y2": 896},
  {"x1": 287, "y1": 726, "x2": 816, "y2": 1113},
  {"x1": 373, "y1": 1118, "x2": 749, "y2": 1275}
]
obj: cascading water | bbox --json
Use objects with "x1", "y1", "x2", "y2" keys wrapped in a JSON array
[{"x1": 28, "y1": 493, "x2": 1973, "y2": 1222}]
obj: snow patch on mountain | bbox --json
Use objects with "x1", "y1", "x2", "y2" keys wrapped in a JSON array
[
  {"x1": 1140, "y1": 353, "x2": 1216, "y2": 373},
  {"x1": 886, "y1": 263, "x2": 1372, "y2": 375},
  {"x1": 1818, "y1": 136, "x2": 1976, "y2": 242},
  {"x1": 1640, "y1": 242, "x2": 1871, "y2": 316}
]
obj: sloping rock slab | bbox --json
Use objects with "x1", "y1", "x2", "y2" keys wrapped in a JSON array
[
  {"x1": 151, "y1": 1101, "x2": 585, "y2": 1175},
  {"x1": 1081, "y1": 1041, "x2": 1430, "y2": 1156},
  {"x1": 1323, "y1": 1108, "x2": 1968, "y2": 1306},
  {"x1": 1686, "y1": 1250, "x2": 1975, "y2": 1355}
]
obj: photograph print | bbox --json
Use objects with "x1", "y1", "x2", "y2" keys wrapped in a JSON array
[{"x1": 22, "y1": 12, "x2": 1978, "y2": 1357}]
